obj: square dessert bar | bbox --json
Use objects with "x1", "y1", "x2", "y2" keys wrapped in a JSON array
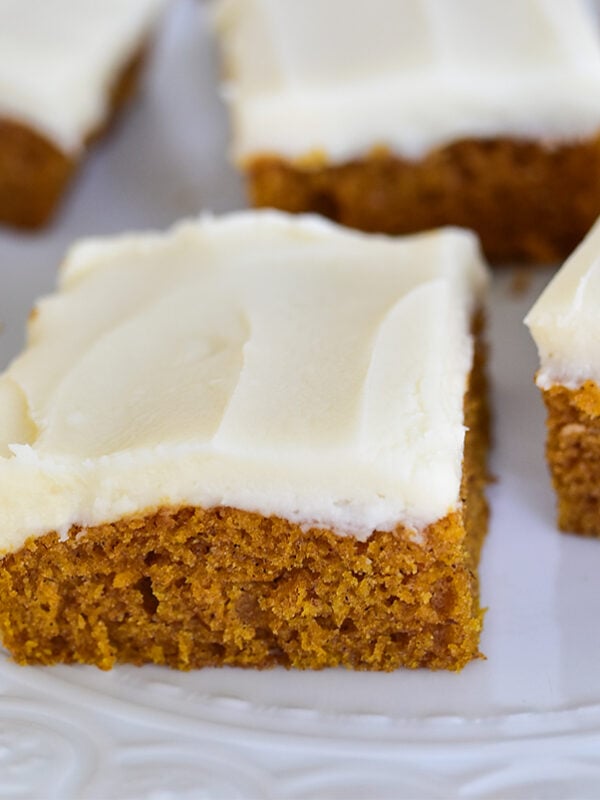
[
  {"x1": 0, "y1": 0, "x2": 166, "y2": 229},
  {"x1": 0, "y1": 212, "x2": 490, "y2": 671},
  {"x1": 216, "y1": 0, "x2": 600, "y2": 263},
  {"x1": 526, "y1": 218, "x2": 600, "y2": 536}
]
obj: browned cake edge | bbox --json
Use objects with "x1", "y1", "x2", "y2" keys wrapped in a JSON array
[
  {"x1": 246, "y1": 137, "x2": 600, "y2": 264},
  {"x1": 542, "y1": 380, "x2": 600, "y2": 536},
  {"x1": 0, "y1": 45, "x2": 147, "y2": 230},
  {"x1": 0, "y1": 327, "x2": 489, "y2": 673}
]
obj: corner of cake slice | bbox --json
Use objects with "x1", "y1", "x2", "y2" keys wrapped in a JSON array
[
  {"x1": 0, "y1": 211, "x2": 490, "y2": 671},
  {"x1": 526, "y1": 217, "x2": 600, "y2": 537},
  {"x1": 0, "y1": 0, "x2": 168, "y2": 229}
]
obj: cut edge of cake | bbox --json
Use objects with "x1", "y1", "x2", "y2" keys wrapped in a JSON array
[
  {"x1": 526, "y1": 216, "x2": 600, "y2": 535},
  {"x1": 0, "y1": 0, "x2": 167, "y2": 229}
]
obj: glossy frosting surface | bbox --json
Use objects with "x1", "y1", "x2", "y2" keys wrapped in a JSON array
[
  {"x1": 0, "y1": 212, "x2": 487, "y2": 552},
  {"x1": 0, "y1": 0, "x2": 167, "y2": 152},
  {"x1": 526, "y1": 217, "x2": 600, "y2": 389},
  {"x1": 216, "y1": 0, "x2": 600, "y2": 163}
]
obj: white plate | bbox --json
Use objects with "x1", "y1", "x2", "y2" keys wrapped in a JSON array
[{"x1": 2, "y1": 3, "x2": 600, "y2": 798}]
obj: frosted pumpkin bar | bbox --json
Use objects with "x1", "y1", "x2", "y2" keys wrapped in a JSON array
[
  {"x1": 215, "y1": 0, "x2": 600, "y2": 263},
  {"x1": 526, "y1": 218, "x2": 600, "y2": 536},
  {"x1": 0, "y1": 211, "x2": 490, "y2": 671},
  {"x1": 0, "y1": 0, "x2": 167, "y2": 229}
]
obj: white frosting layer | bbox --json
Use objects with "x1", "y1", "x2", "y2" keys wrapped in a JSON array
[
  {"x1": 0, "y1": 0, "x2": 167, "y2": 153},
  {"x1": 526, "y1": 217, "x2": 600, "y2": 389},
  {"x1": 215, "y1": 0, "x2": 600, "y2": 164},
  {"x1": 0, "y1": 212, "x2": 487, "y2": 553}
]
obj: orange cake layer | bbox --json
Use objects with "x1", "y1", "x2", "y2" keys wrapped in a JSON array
[
  {"x1": 0, "y1": 48, "x2": 146, "y2": 230},
  {"x1": 542, "y1": 381, "x2": 600, "y2": 537},
  {"x1": 0, "y1": 340, "x2": 489, "y2": 672},
  {"x1": 247, "y1": 137, "x2": 600, "y2": 264}
]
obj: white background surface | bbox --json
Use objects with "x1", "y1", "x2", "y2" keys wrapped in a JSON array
[{"x1": 2, "y1": 2, "x2": 600, "y2": 798}]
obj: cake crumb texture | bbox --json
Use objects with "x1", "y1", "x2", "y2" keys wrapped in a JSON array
[
  {"x1": 543, "y1": 381, "x2": 600, "y2": 536},
  {"x1": 248, "y1": 137, "x2": 600, "y2": 263},
  {"x1": 0, "y1": 339, "x2": 488, "y2": 673}
]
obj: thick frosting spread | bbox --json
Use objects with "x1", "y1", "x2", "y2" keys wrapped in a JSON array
[
  {"x1": 526, "y1": 217, "x2": 600, "y2": 389},
  {"x1": 0, "y1": 0, "x2": 167, "y2": 153},
  {"x1": 0, "y1": 212, "x2": 487, "y2": 553},
  {"x1": 215, "y1": 0, "x2": 600, "y2": 164}
]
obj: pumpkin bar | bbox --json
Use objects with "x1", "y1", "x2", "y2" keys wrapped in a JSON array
[
  {"x1": 0, "y1": 0, "x2": 167, "y2": 229},
  {"x1": 0, "y1": 211, "x2": 490, "y2": 671},
  {"x1": 215, "y1": 0, "x2": 600, "y2": 263},
  {"x1": 526, "y1": 218, "x2": 600, "y2": 536}
]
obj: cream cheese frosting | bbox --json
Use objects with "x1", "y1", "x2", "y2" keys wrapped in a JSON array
[
  {"x1": 0, "y1": 0, "x2": 167, "y2": 153},
  {"x1": 215, "y1": 0, "x2": 600, "y2": 164},
  {"x1": 525, "y1": 217, "x2": 600, "y2": 390},
  {"x1": 0, "y1": 212, "x2": 487, "y2": 553}
]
